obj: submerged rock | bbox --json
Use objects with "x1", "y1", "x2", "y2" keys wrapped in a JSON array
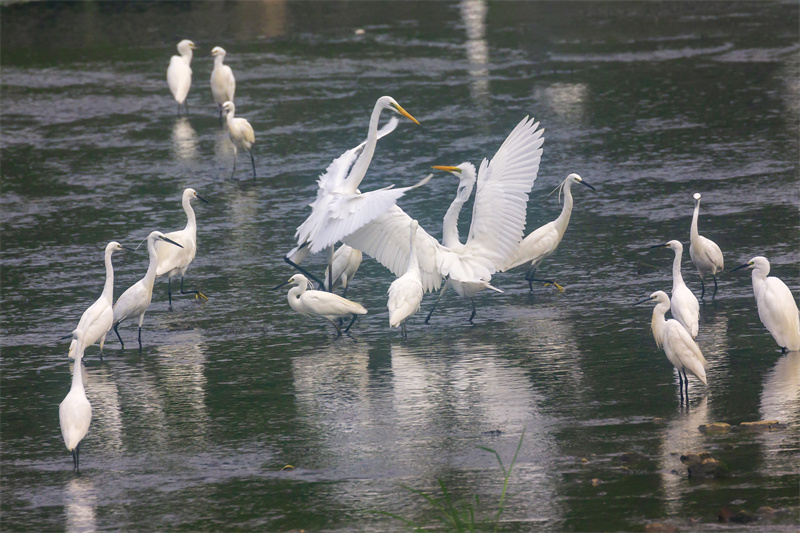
[
  {"x1": 698, "y1": 422, "x2": 731, "y2": 433},
  {"x1": 718, "y1": 508, "x2": 756, "y2": 523},
  {"x1": 681, "y1": 452, "x2": 729, "y2": 479},
  {"x1": 737, "y1": 420, "x2": 786, "y2": 431}
]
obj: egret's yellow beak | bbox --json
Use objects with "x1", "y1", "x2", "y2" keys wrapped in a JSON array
[
  {"x1": 391, "y1": 103, "x2": 420, "y2": 125},
  {"x1": 432, "y1": 165, "x2": 461, "y2": 174}
]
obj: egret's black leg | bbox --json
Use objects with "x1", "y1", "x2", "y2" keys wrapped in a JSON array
[
  {"x1": 113, "y1": 323, "x2": 124, "y2": 350},
  {"x1": 524, "y1": 265, "x2": 537, "y2": 292},
  {"x1": 179, "y1": 276, "x2": 207, "y2": 301},
  {"x1": 425, "y1": 284, "x2": 448, "y2": 324},
  {"x1": 75, "y1": 443, "x2": 80, "y2": 472},
  {"x1": 712, "y1": 275, "x2": 718, "y2": 298},
  {"x1": 699, "y1": 277, "x2": 705, "y2": 300},
  {"x1": 331, "y1": 320, "x2": 343, "y2": 336},
  {"x1": 401, "y1": 322, "x2": 407, "y2": 338},
  {"x1": 168, "y1": 278, "x2": 173, "y2": 307},
  {"x1": 342, "y1": 285, "x2": 349, "y2": 299},
  {"x1": 325, "y1": 246, "x2": 335, "y2": 293},
  {"x1": 344, "y1": 315, "x2": 358, "y2": 334},
  {"x1": 469, "y1": 299, "x2": 477, "y2": 323},
  {"x1": 283, "y1": 255, "x2": 326, "y2": 289},
  {"x1": 137, "y1": 327, "x2": 143, "y2": 352},
  {"x1": 249, "y1": 151, "x2": 256, "y2": 180},
  {"x1": 230, "y1": 156, "x2": 237, "y2": 179},
  {"x1": 683, "y1": 370, "x2": 690, "y2": 403}
]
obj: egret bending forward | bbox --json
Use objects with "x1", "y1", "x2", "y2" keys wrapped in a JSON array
[
  {"x1": 222, "y1": 101, "x2": 256, "y2": 179},
  {"x1": 210, "y1": 46, "x2": 235, "y2": 119},
  {"x1": 651, "y1": 240, "x2": 699, "y2": 338},
  {"x1": 387, "y1": 220, "x2": 424, "y2": 336},
  {"x1": 60, "y1": 330, "x2": 92, "y2": 472},
  {"x1": 324, "y1": 244, "x2": 362, "y2": 297},
  {"x1": 167, "y1": 39, "x2": 196, "y2": 115},
  {"x1": 275, "y1": 274, "x2": 367, "y2": 336},
  {"x1": 689, "y1": 193, "x2": 724, "y2": 299}
]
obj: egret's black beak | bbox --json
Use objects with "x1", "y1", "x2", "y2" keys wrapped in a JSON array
[
  {"x1": 121, "y1": 246, "x2": 136, "y2": 252},
  {"x1": 196, "y1": 194, "x2": 209, "y2": 204},
  {"x1": 580, "y1": 180, "x2": 596, "y2": 191},
  {"x1": 632, "y1": 295, "x2": 656, "y2": 307},
  {"x1": 160, "y1": 236, "x2": 183, "y2": 248},
  {"x1": 650, "y1": 243, "x2": 668, "y2": 249},
  {"x1": 730, "y1": 262, "x2": 752, "y2": 273},
  {"x1": 272, "y1": 280, "x2": 291, "y2": 290}
]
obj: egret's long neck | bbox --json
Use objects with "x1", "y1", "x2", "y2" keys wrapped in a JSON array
[
  {"x1": 182, "y1": 48, "x2": 193, "y2": 65},
  {"x1": 554, "y1": 180, "x2": 575, "y2": 236},
  {"x1": 183, "y1": 196, "x2": 197, "y2": 236},
  {"x1": 407, "y1": 229, "x2": 420, "y2": 274},
  {"x1": 101, "y1": 250, "x2": 115, "y2": 304},
  {"x1": 144, "y1": 238, "x2": 160, "y2": 286},
  {"x1": 214, "y1": 54, "x2": 224, "y2": 68},
  {"x1": 691, "y1": 202, "x2": 700, "y2": 240},
  {"x1": 442, "y1": 191, "x2": 470, "y2": 248},
  {"x1": 671, "y1": 247, "x2": 685, "y2": 289},
  {"x1": 71, "y1": 346, "x2": 85, "y2": 394},
  {"x1": 751, "y1": 267, "x2": 767, "y2": 298},
  {"x1": 342, "y1": 102, "x2": 383, "y2": 194},
  {"x1": 650, "y1": 301, "x2": 669, "y2": 349},
  {"x1": 287, "y1": 285, "x2": 305, "y2": 312}
]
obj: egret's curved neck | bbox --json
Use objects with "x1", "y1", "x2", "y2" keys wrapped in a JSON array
[
  {"x1": 101, "y1": 250, "x2": 115, "y2": 303},
  {"x1": 342, "y1": 102, "x2": 384, "y2": 194},
  {"x1": 287, "y1": 285, "x2": 306, "y2": 312},
  {"x1": 144, "y1": 238, "x2": 160, "y2": 285},
  {"x1": 691, "y1": 202, "x2": 700, "y2": 240},
  {"x1": 214, "y1": 54, "x2": 225, "y2": 67},
  {"x1": 407, "y1": 230, "x2": 420, "y2": 274},
  {"x1": 183, "y1": 196, "x2": 197, "y2": 235},
  {"x1": 442, "y1": 185, "x2": 472, "y2": 248},
  {"x1": 182, "y1": 48, "x2": 193, "y2": 64},
  {"x1": 554, "y1": 180, "x2": 575, "y2": 235},
  {"x1": 71, "y1": 347, "x2": 85, "y2": 393},
  {"x1": 671, "y1": 247, "x2": 685, "y2": 289},
  {"x1": 650, "y1": 301, "x2": 669, "y2": 348},
  {"x1": 751, "y1": 267, "x2": 767, "y2": 297}
]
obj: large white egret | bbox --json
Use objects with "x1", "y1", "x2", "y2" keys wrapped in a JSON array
[
  {"x1": 222, "y1": 101, "x2": 256, "y2": 179},
  {"x1": 689, "y1": 193, "x2": 724, "y2": 299},
  {"x1": 167, "y1": 39, "x2": 196, "y2": 115},
  {"x1": 344, "y1": 116, "x2": 545, "y2": 323},
  {"x1": 274, "y1": 274, "x2": 367, "y2": 336},
  {"x1": 732, "y1": 256, "x2": 800, "y2": 352},
  {"x1": 635, "y1": 291, "x2": 708, "y2": 402},
  {"x1": 155, "y1": 188, "x2": 209, "y2": 306},
  {"x1": 503, "y1": 173, "x2": 595, "y2": 291},
  {"x1": 60, "y1": 330, "x2": 92, "y2": 472},
  {"x1": 387, "y1": 219, "x2": 424, "y2": 336},
  {"x1": 323, "y1": 244, "x2": 362, "y2": 297},
  {"x1": 651, "y1": 240, "x2": 699, "y2": 338},
  {"x1": 112, "y1": 231, "x2": 183, "y2": 351},
  {"x1": 210, "y1": 46, "x2": 235, "y2": 119}
]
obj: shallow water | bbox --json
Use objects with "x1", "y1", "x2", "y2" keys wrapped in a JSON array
[{"x1": 1, "y1": 1, "x2": 799, "y2": 531}]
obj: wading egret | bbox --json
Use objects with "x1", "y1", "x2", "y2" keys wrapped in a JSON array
[
  {"x1": 731, "y1": 256, "x2": 800, "y2": 352},
  {"x1": 387, "y1": 220, "x2": 424, "y2": 336},
  {"x1": 210, "y1": 46, "x2": 235, "y2": 119},
  {"x1": 689, "y1": 193, "x2": 724, "y2": 299},
  {"x1": 155, "y1": 188, "x2": 209, "y2": 306},
  {"x1": 635, "y1": 290, "x2": 708, "y2": 402},
  {"x1": 344, "y1": 116, "x2": 545, "y2": 323},
  {"x1": 221, "y1": 101, "x2": 256, "y2": 179},
  {"x1": 323, "y1": 244, "x2": 362, "y2": 297},
  {"x1": 274, "y1": 274, "x2": 367, "y2": 336},
  {"x1": 503, "y1": 173, "x2": 595, "y2": 291},
  {"x1": 651, "y1": 240, "x2": 699, "y2": 338},
  {"x1": 112, "y1": 231, "x2": 183, "y2": 351},
  {"x1": 60, "y1": 330, "x2": 92, "y2": 472},
  {"x1": 167, "y1": 39, "x2": 196, "y2": 115}
]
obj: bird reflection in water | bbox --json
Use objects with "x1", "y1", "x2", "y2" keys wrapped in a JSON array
[
  {"x1": 460, "y1": 0, "x2": 490, "y2": 107},
  {"x1": 171, "y1": 117, "x2": 198, "y2": 161},
  {"x1": 65, "y1": 476, "x2": 97, "y2": 533}
]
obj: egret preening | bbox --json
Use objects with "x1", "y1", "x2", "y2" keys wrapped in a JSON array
[
  {"x1": 112, "y1": 231, "x2": 183, "y2": 351},
  {"x1": 689, "y1": 193, "x2": 724, "y2": 299},
  {"x1": 503, "y1": 173, "x2": 595, "y2": 292},
  {"x1": 323, "y1": 244, "x2": 362, "y2": 297},
  {"x1": 387, "y1": 220, "x2": 424, "y2": 336},
  {"x1": 60, "y1": 330, "x2": 92, "y2": 472},
  {"x1": 155, "y1": 188, "x2": 209, "y2": 306},
  {"x1": 651, "y1": 240, "x2": 699, "y2": 338},
  {"x1": 222, "y1": 101, "x2": 256, "y2": 179},
  {"x1": 274, "y1": 274, "x2": 367, "y2": 336},
  {"x1": 731, "y1": 256, "x2": 800, "y2": 353},
  {"x1": 167, "y1": 39, "x2": 196, "y2": 115},
  {"x1": 210, "y1": 46, "x2": 235, "y2": 119},
  {"x1": 635, "y1": 291, "x2": 708, "y2": 402}
]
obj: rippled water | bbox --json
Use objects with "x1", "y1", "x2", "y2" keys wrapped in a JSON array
[{"x1": 2, "y1": 1, "x2": 799, "y2": 531}]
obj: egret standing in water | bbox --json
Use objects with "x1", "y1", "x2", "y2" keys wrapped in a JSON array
[
  {"x1": 60, "y1": 329, "x2": 92, "y2": 472},
  {"x1": 635, "y1": 291, "x2": 708, "y2": 402},
  {"x1": 221, "y1": 101, "x2": 256, "y2": 179},
  {"x1": 651, "y1": 240, "x2": 699, "y2": 338},
  {"x1": 210, "y1": 46, "x2": 235, "y2": 119},
  {"x1": 387, "y1": 220, "x2": 424, "y2": 336},
  {"x1": 732, "y1": 256, "x2": 800, "y2": 353},
  {"x1": 503, "y1": 173, "x2": 595, "y2": 291},
  {"x1": 112, "y1": 231, "x2": 183, "y2": 351},
  {"x1": 167, "y1": 39, "x2": 196, "y2": 115},
  {"x1": 323, "y1": 244, "x2": 362, "y2": 297},
  {"x1": 274, "y1": 274, "x2": 367, "y2": 336},
  {"x1": 155, "y1": 188, "x2": 209, "y2": 306},
  {"x1": 689, "y1": 193, "x2": 724, "y2": 299}
]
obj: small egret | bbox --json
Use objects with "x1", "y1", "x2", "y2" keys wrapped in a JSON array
[
  {"x1": 112, "y1": 231, "x2": 183, "y2": 351},
  {"x1": 651, "y1": 240, "x2": 700, "y2": 338},
  {"x1": 387, "y1": 220, "x2": 424, "y2": 336},
  {"x1": 221, "y1": 101, "x2": 256, "y2": 179},
  {"x1": 324, "y1": 244, "x2": 362, "y2": 297},
  {"x1": 210, "y1": 46, "x2": 235, "y2": 119},
  {"x1": 274, "y1": 274, "x2": 367, "y2": 336},
  {"x1": 689, "y1": 193, "x2": 724, "y2": 299},
  {"x1": 635, "y1": 291, "x2": 708, "y2": 402},
  {"x1": 60, "y1": 330, "x2": 92, "y2": 472},
  {"x1": 155, "y1": 188, "x2": 209, "y2": 306},
  {"x1": 167, "y1": 39, "x2": 196, "y2": 115},
  {"x1": 503, "y1": 173, "x2": 595, "y2": 291},
  {"x1": 731, "y1": 256, "x2": 800, "y2": 352}
]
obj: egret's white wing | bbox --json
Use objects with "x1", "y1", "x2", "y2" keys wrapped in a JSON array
[
  {"x1": 155, "y1": 229, "x2": 196, "y2": 277},
  {"x1": 759, "y1": 279, "x2": 800, "y2": 349},
  {"x1": 503, "y1": 221, "x2": 559, "y2": 271},
  {"x1": 167, "y1": 56, "x2": 192, "y2": 103},
  {"x1": 112, "y1": 281, "x2": 149, "y2": 324},
  {"x1": 302, "y1": 291, "x2": 367, "y2": 316},
  {"x1": 241, "y1": 119, "x2": 255, "y2": 145},
  {"x1": 665, "y1": 321, "x2": 708, "y2": 384}
]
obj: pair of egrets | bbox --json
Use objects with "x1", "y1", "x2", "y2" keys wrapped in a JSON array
[{"x1": 167, "y1": 40, "x2": 234, "y2": 116}]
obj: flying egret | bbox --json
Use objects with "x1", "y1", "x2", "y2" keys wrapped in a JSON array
[
  {"x1": 221, "y1": 101, "x2": 256, "y2": 179},
  {"x1": 210, "y1": 46, "x2": 235, "y2": 119},
  {"x1": 387, "y1": 219, "x2": 424, "y2": 336},
  {"x1": 731, "y1": 256, "x2": 800, "y2": 352},
  {"x1": 689, "y1": 193, "x2": 724, "y2": 299},
  {"x1": 155, "y1": 188, "x2": 209, "y2": 306},
  {"x1": 112, "y1": 231, "x2": 183, "y2": 351},
  {"x1": 651, "y1": 240, "x2": 699, "y2": 338},
  {"x1": 274, "y1": 274, "x2": 367, "y2": 336},
  {"x1": 323, "y1": 244, "x2": 362, "y2": 297},
  {"x1": 60, "y1": 329, "x2": 92, "y2": 472},
  {"x1": 344, "y1": 116, "x2": 545, "y2": 323},
  {"x1": 503, "y1": 173, "x2": 595, "y2": 292},
  {"x1": 167, "y1": 39, "x2": 196, "y2": 115},
  {"x1": 635, "y1": 290, "x2": 708, "y2": 402}
]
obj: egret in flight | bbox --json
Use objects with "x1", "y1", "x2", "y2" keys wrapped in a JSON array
[
  {"x1": 387, "y1": 219, "x2": 424, "y2": 336},
  {"x1": 155, "y1": 188, "x2": 209, "y2": 306},
  {"x1": 167, "y1": 39, "x2": 196, "y2": 115},
  {"x1": 651, "y1": 240, "x2": 699, "y2": 338},
  {"x1": 731, "y1": 256, "x2": 800, "y2": 352},
  {"x1": 60, "y1": 330, "x2": 92, "y2": 472},
  {"x1": 689, "y1": 193, "x2": 724, "y2": 299},
  {"x1": 323, "y1": 244, "x2": 362, "y2": 298},
  {"x1": 274, "y1": 274, "x2": 367, "y2": 336},
  {"x1": 210, "y1": 46, "x2": 235, "y2": 119},
  {"x1": 222, "y1": 101, "x2": 256, "y2": 179},
  {"x1": 635, "y1": 291, "x2": 707, "y2": 402},
  {"x1": 503, "y1": 173, "x2": 595, "y2": 291},
  {"x1": 113, "y1": 231, "x2": 183, "y2": 351}
]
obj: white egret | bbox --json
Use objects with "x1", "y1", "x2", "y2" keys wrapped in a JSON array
[
  {"x1": 651, "y1": 240, "x2": 699, "y2": 338},
  {"x1": 112, "y1": 231, "x2": 183, "y2": 351},
  {"x1": 387, "y1": 220, "x2": 424, "y2": 336},
  {"x1": 731, "y1": 256, "x2": 800, "y2": 352},
  {"x1": 274, "y1": 274, "x2": 367, "y2": 336},
  {"x1": 60, "y1": 330, "x2": 92, "y2": 472},
  {"x1": 344, "y1": 116, "x2": 545, "y2": 323},
  {"x1": 503, "y1": 173, "x2": 595, "y2": 292},
  {"x1": 167, "y1": 39, "x2": 196, "y2": 115},
  {"x1": 689, "y1": 193, "x2": 724, "y2": 299},
  {"x1": 221, "y1": 101, "x2": 256, "y2": 179},
  {"x1": 635, "y1": 291, "x2": 708, "y2": 402},
  {"x1": 323, "y1": 244, "x2": 362, "y2": 297},
  {"x1": 155, "y1": 188, "x2": 209, "y2": 306},
  {"x1": 210, "y1": 46, "x2": 235, "y2": 119}
]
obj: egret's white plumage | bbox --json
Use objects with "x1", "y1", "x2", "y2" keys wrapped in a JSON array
[
  {"x1": 277, "y1": 274, "x2": 367, "y2": 335},
  {"x1": 167, "y1": 39, "x2": 196, "y2": 115},
  {"x1": 210, "y1": 46, "x2": 235, "y2": 117},
  {"x1": 155, "y1": 188, "x2": 208, "y2": 305},
  {"x1": 323, "y1": 244, "x2": 362, "y2": 297},
  {"x1": 222, "y1": 101, "x2": 256, "y2": 179},
  {"x1": 689, "y1": 193, "x2": 724, "y2": 299},
  {"x1": 60, "y1": 329, "x2": 92, "y2": 472},
  {"x1": 732, "y1": 256, "x2": 800, "y2": 352},
  {"x1": 652, "y1": 240, "x2": 699, "y2": 338},
  {"x1": 388, "y1": 220, "x2": 424, "y2": 335},
  {"x1": 503, "y1": 173, "x2": 595, "y2": 291}
]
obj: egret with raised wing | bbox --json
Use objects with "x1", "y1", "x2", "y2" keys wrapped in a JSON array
[
  {"x1": 167, "y1": 39, "x2": 196, "y2": 115},
  {"x1": 222, "y1": 101, "x2": 256, "y2": 179},
  {"x1": 689, "y1": 193, "x2": 724, "y2": 299},
  {"x1": 210, "y1": 46, "x2": 235, "y2": 119},
  {"x1": 60, "y1": 329, "x2": 92, "y2": 472},
  {"x1": 651, "y1": 240, "x2": 699, "y2": 338},
  {"x1": 387, "y1": 220, "x2": 424, "y2": 336},
  {"x1": 274, "y1": 274, "x2": 367, "y2": 336}
]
